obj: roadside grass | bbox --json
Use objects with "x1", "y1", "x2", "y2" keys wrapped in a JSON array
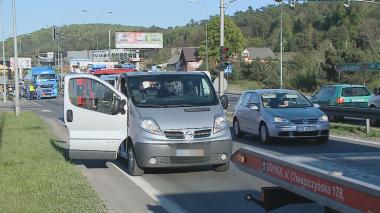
[
  {"x1": 228, "y1": 80, "x2": 264, "y2": 91},
  {"x1": 330, "y1": 122, "x2": 380, "y2": 140},
  {"x1": 0, "y1": 112, "x2": 105, "y2": 212}
]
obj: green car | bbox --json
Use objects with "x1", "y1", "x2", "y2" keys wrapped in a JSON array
[{"x1": 310, "y1": 84, "x2": 372, "y2": 108}]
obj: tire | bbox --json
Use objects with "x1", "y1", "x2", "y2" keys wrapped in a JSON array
[
  {"x1": 233, "y1": 119, "x2": 244, "y2": 138},
  {"x1": 369, "y1": 106, "x2": 379, "y2": 127},
  {"x1": 316, "y1": 136, "x2": 329, "y2": 143},
  {"x1": 127, "y1": 144, "x2": 144, "y2": 176},
  {"x1": 213, "y1": 161, "x2": 230, "y2": 172},
  {"x1": 259, "y1": 123, "x2": 271, "y2": 144}
]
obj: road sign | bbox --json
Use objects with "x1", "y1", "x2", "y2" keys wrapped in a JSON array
[
  {"x1": 224, "y1": 64, "x2": 233, "y2": 75},
  {"x1": 10, "y1": 57, "x2": 32, "y2": 69},
  {"x1": 336, "y1": 62, "x2": 380, "y2": 72}
]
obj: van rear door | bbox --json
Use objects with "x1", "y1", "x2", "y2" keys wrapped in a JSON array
[{"x1": 64, "y1": 74, "x2": 128, "y2": 159}]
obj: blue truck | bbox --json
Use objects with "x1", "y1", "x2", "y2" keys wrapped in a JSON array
[{"x1": 24, "y1": 66, "x2": 59, "y2": 99}]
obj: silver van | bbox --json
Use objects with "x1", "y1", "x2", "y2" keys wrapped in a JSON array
[{"x1": 64, "y1": 72, "x2": 232, "y2": 176}]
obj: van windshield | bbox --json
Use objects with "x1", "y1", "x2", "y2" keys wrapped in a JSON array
[{"x1": 126, "y1": 74, "x2": 218, "y2": 107}]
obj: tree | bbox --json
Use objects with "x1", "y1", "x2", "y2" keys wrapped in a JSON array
[{"x1": 198, "y1": 16, "x2": 246, "y2": 69}]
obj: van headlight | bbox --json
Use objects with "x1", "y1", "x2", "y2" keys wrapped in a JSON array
[
  {"x1": 319, "y1": 115, "x2": 329, "y2": 122},
  {"x1": 139, "y1": 118, "x2": 162, "y2": 135},
  {"x1": 213, "y1": 116, "x2": 227, "y2": 134}
]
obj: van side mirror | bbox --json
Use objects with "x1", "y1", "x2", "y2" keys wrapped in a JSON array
[
  {"x1": 220, "y1": 95, "x2": 228, "y2": 110},
  {"x1": 313, "y1": 103, "x2": 320, "y2": 108},
  {"x1": 112, "y1": 98, "x2": 126, "y2": 115},
  {"x1": 249, "y1": 103, "x2": 260, "y2": 111}
]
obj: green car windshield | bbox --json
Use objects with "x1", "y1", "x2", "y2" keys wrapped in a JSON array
[{"x1": 261, "y1": 92, "x2": 312, "y2": 108}]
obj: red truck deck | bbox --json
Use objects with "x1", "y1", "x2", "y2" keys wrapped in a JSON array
[{"x1": 232, "y1": 148, "x2": 380, "y2": 213}]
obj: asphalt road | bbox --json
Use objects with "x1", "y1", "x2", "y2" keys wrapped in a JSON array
[{"x1": 22, "y1": 98, "x2": 380, "y2": 213}]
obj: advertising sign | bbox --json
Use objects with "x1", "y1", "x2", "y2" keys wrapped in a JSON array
[
  {"x1": 115, "y1": 32, "x2": 163, "y2": 49},
  {"x1": 10, "y1": 57, "x2": 32, "y2": 69}
]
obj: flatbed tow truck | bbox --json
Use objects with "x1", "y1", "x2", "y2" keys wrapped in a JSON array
[{"x1": 232, "y1": 148, "x2": 380, "y2": 213}]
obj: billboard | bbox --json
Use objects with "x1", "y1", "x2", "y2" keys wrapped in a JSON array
[
  {"x1": 115, "y1": 32, "x2": 163, "y2": 49},
  {"x1": 10, "y1": 57, "x2": 32, "y2": 69}
]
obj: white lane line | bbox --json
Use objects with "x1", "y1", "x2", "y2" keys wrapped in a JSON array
[
  {"x1": 330, "y1": 135, "x2": 380, "y2": 147},
  {"x1": 109, "y1": 162, "x2": 187, "y2": 213}
]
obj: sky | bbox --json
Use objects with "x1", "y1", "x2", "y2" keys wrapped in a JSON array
[{"x1": 1, "y1": 0, "x2": 271, "y2": 39}]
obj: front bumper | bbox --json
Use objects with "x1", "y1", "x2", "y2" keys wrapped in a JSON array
[
  {"x1": 133, "y1": 139, "x2": 232, "y2": 168},
  {"x1": 268, "y1": 123, "x2": 329, "y2": 138}
]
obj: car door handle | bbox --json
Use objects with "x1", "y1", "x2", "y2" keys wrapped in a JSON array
[{"x1": 66, "y1": 110, "x2": 73, "y2": 122}]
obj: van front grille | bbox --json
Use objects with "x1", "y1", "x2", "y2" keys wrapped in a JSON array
[
  {"x1": 194, "y1": 129, "x2": 212, "y2": 138},
  {"x1": 164, "y1": 131, "x2": 184, "y2": 139}
]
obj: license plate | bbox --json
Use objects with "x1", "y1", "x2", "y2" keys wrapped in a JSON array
[
  {"x1": 176, "y1": 149, "x2": 204, "y2": 156},
  {"x1": 297, "y1": 126, "x2": 317, "y2": 132}
]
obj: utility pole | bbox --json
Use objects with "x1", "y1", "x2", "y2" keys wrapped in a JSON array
[
  {"x1": 12, "y1": 0, "x2": 19, "y2": 116},
  {"x1": 219, "y1": 0, "x2": 225, "y2": 96},
  {"x1": 1, "y1": 0, "x2": 6, "y2": 103},
  {"x1": 280, "y1": 1, "x2": 283, "y2": 89}
]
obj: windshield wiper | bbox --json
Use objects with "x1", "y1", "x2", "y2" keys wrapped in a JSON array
[
  {"x1": 165, "y1": 104, "x2": 194, "y2": 107},
  {"x1": 138, "y1": 104, "x2": 166, "y2": 108}
]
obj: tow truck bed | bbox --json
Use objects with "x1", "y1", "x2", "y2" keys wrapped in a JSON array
[{"x1": 232, "y1": 148, "x2": 380, "y2": 213}]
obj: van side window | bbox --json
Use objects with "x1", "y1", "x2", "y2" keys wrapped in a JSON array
[{"x1": 69, "y1": 78, "x2": 118, "y2": 115}]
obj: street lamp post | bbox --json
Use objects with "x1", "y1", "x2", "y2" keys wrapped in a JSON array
[
  {"x1": 82, "y1": 10, "x2": 112, "y2": 50},
  {"x1": 280, "y1": 1, "x2": 283, "y2": 89},
  {"x1": 190, "y1": 0, "x2": 208, "y2": 71},
  {"x1": 219, "y1": 0, "x2": 225, "y2": 96},
  {"x1": 0, "y1": 0, "x2": 6, "y2": 103},
  {"x1": 12, "y1": 0, "x2": 20, "y2": 116}
]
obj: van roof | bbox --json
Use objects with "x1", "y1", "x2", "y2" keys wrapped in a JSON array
[{"x1": 122, "y1": 71, "x2": 206, "y2": 77}]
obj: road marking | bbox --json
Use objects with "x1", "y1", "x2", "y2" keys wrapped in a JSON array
[
  {"x1": 41, "y1": 109, "x2": 52, "y2": 112},
  {"x1": 109, "y1": 162, "x2": 187, "y2": 213}
]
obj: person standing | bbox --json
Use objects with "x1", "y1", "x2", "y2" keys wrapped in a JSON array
[
  {"x1": 28, "y1": 84, "x2": 35, "y2": 100},
  {"x1": 36, "y1": 86, "x2": 42, "y2": 100}
]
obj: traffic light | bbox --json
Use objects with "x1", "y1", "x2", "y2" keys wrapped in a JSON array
[{"x1": 220, "y1": 46, "x2": 230, "y2": 70}]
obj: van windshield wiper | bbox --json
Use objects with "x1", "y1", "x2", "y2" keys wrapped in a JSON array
[
  {"x1": 164, "y1": 104, "x2": 195, "y2": 107},
  {"x1": 139, "y1": 104, "x2": 166, "y2": 108}
]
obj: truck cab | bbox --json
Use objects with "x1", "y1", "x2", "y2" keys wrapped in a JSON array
[{"x1": 26, "y1": 66, "x2": 59, "y2": 99}]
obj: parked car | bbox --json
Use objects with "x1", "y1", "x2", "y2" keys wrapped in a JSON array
[
  {"x1": 64, "y1": 72, "x2": 232, "y2": 176},
  {"x1": 368, "y1": 91, "x2": 380, "y2": 126},
  {"x1": 233, "y1": 89, "x2": 329, "y2": 143}
]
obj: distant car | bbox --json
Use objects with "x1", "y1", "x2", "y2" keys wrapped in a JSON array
[
  {"x1": 310, "y1": 84, "x2": 371, "y2": 107},
  {"x1": 368, "y1": 93, "x2": 380, "y2": 126},
  {"x1": 233, "y1": 89, "x2": 329, "y2": 144}
]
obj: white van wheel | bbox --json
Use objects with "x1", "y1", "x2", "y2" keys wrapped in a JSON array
[{"x1": 127, "y1": 144, "x2": 144, "y2": 176}]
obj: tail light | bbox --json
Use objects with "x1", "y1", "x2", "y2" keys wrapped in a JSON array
[{"x1": 336, "y1": 97, "x2": 345, "y2": 104}]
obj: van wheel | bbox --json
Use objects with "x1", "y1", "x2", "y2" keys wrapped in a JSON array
[
  {"x1": 259, "y1": 124, "x2": 271, "y2": 144},
  {"x1": 127, "y1": 144, "x2": 144, "y2": 176},
  {"x1": 233, "y1": 119, "x2": 244, "y2": 138},
  {"x1": 213, "y1": 161, "x2": 230, "y2": 172}
]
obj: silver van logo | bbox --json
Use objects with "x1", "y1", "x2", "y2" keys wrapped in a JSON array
[{"x1": 184, "y1": 131, "x2": 194, "y2": 140}]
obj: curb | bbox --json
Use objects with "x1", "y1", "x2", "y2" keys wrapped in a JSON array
[{"x1": 330, "y1": 134, "x2": 380, "y2": 147}]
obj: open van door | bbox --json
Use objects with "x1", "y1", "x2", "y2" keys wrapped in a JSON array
[{"x1": 64, "y1": 74, "x2": 128, "y2": 159}]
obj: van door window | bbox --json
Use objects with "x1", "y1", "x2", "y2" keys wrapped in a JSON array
[{"x1": 69, "y1": 78, "x2": 119, "y2": 115}]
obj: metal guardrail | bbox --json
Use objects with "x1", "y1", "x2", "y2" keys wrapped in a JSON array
[{"x1": 320, "y1": 106, "x2": 380, "y2": 120}]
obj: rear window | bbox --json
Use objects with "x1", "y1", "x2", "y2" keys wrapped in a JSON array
[{"x1": 341, "y1": 87, "x2": 370, "y2": 97}]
